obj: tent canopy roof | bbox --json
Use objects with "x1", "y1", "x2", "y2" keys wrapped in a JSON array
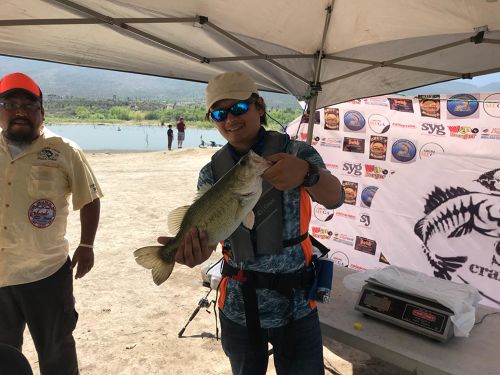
[{"x1": 2, "y1": 0, "x2": 500, "y2": 108}]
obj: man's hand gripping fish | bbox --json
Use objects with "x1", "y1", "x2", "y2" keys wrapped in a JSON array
[{"x1": 134, "y1": 150, "x2": 272, "y2": 285}]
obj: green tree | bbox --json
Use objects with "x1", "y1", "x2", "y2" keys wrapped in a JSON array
[
  {"x1": 74, "y1": 106, "x2": 91, "y2": 119},
  {"x1": 109, "y1": 106, "x2": 131, "y2": 120}
]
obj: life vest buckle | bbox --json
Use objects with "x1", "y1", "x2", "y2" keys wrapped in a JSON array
[{"x1": 232, "y1": 270, "x2": 247, "y2": 283}]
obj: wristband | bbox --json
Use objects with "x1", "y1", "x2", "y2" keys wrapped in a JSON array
[{"x1": 79, "y1": 243, "x2": 94, "y2": 249}]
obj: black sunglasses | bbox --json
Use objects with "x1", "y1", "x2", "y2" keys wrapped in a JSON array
[{"x1": 209, "y1": 99, "x2": 255, "y2": 122}]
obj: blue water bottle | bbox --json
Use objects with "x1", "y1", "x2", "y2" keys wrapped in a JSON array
[
  {"x1": 308, "y1": 252, "x2": 334, "y2": 304},
  {"x1": 315, "y1": 257, "x2": 333, "y2": 303}
]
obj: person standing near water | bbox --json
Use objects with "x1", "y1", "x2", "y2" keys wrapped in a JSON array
[
  {"x1": 176, "y1": 116, "x2": 186, "y2": 148},
  {"x1": 167, "y1": 124, "x2": 174, "y2": 151}
]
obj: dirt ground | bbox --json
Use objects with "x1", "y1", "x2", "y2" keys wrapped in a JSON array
[{"x1": 21, "y1": 148, "x2": 410, "y2": 374}]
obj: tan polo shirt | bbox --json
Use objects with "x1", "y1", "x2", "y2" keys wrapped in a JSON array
[{"x1": 0, "y1": 129, "x2": 103, "y2": 287}]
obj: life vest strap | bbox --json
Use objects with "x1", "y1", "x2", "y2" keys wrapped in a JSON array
[
  {"x1": 282, "y1": 231, "x2": 309, "y2": 248},
  {"x1": 221, "y1": 261, "x2": 315, "y2": 349},
  {"x1": 221, "y1": 261, "x2": 314, "y2": 296}
]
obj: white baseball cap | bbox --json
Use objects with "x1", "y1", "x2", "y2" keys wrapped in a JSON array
[{"x1": 205, "y1": 71, "x2": 258, "y2": 110}]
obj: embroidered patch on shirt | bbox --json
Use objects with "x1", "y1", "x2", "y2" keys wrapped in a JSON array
[
  {"x1": 28, "y1": 199, "x2": 56, "y2": 228},
  {"x1": 37, "y1": 147, "x2": 60, "y2": 161}
]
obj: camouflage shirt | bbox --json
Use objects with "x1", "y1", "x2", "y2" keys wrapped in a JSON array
[{"x1": 197, "y1": 130, "x2": 329, "y2": 328}]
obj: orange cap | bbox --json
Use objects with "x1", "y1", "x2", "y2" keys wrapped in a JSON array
[{"x1": 0, "y1": 72, "x2": 41, "y2": 98}]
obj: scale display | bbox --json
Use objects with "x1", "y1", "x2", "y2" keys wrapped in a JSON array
[{"x1": 355, "y1": 280, "x2": 455, "y2": 342}]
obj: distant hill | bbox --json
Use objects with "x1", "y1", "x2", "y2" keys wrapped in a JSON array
[
  {"x1": 0, "y1": 55, "x2": 300, "y2": 109},
  {"x1": 1, "y1": 55, "x2": 500, "y2": 107},
  {"x1": 399, "y1": 80, "x2": 500, "y2": 95}
]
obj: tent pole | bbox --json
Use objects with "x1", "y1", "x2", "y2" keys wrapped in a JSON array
[
  {"x1": 306, "y1": 95, "x2": 318, "y2": 145},
  {"x1": 306, "y1": 2, "x2": 332, "y2": 145}
]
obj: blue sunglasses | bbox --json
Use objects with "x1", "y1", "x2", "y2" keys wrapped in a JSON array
[{"x1": 209, "y1": 99, "x2": 255, "y2": 122}]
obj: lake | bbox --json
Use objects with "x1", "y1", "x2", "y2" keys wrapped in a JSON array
[{"x1": 45, "y1": 124, "x2": 226, "y2": 152}]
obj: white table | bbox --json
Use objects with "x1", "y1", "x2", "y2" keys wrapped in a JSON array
[{"x1": 318, "y1": 265, "x2": 500, "y2": 375}]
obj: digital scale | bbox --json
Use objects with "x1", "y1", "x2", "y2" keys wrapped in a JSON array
[{"x1": 355, "y1": 279, "x2": 455, "y2": 342}]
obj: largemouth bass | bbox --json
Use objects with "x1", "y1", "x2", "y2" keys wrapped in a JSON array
[{"x1": 134, "y1": 150, "x2": 272, "y2": 285}]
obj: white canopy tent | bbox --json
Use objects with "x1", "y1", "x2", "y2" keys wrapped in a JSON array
[{"x1": 2, "y1": 0, "x2": 500, "y2": 140}]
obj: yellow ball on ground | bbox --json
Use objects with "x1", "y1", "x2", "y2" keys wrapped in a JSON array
[{"x1": 353, "y1": 322, "x2": 363, "y2": 330}]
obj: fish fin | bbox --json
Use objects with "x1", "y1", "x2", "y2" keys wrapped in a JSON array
[
  {"x1": 168, "y1": 205, "x2": 190, "y2": 234},
  {"x1": 434, "y1": 254, "x2": 468, "y2": 280},
  {"x1": 423, "y1": 186, "x2": 471, "y2": 214},
  {"x1": 242, "y1": 211, "x2": 255, "y2": 229},
  {"x1": 133, "y1": 246, "x2": 175, "y2": 285},
  {"x1": 194, "y1": 184, "x2": 212, "y2": 201}
]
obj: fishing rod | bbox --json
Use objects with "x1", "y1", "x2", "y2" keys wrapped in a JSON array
[{"x1": 178, "y1": 288, "x2": 213, "y2": 338}]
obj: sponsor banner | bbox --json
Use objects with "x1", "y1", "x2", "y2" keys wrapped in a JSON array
[{"x1": 286, "y1": 93, "x2": 499, "y2": 308}]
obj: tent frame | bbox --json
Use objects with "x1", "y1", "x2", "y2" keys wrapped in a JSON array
[{"x1": 2, "y1": 0, "x2": 500, "y2": 143}]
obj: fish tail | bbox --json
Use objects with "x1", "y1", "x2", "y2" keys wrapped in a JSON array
[{"x1": 133, "y1": 246, "x2": 175, "y2": 285}]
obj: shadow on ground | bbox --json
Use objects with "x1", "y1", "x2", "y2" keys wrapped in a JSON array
[{"x1": 322, "y1": 337, "x2": 414, "y2": 375}]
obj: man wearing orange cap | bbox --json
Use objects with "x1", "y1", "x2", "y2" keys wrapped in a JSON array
[{"x1": 0, "y1": 72, "x2": 103, "y2": 375}]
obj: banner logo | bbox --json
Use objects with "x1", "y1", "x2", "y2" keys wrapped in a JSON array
[
  {"x1": 342, "y1": 162, "x2": 363, "y2": 177},
  {"x1": 368, "y1": 114, "x2": 390, "y2": 134},
  {"x1": 332, "y1": 232, "x2": 355, "y2": 246},
  {"x1": 331, "y1": 252, "x2": 350, "y2": 267},
  {"x1": 483, "y1": 93, "x2": 500, "y2": 118},
  {"x1": 354, "y1": 236, "x2": 377, "y2": 255},
  {"x1": 421, "y1": 122, "x2": 446, "y2": 136},
  {"x1": 379, "y1": 253, "x2": 390, "y2": 264},
  {"x1": 360, "y1": 186, "x2": 379, "y2": 208},
  {"x1": 344, "y1": 110, "x2": 366, "y2": 132},
  {"x1": 359, "y1": 213, "x2": 371, "y2": 228},
  {"x1": 388, "y1": 98, "x2": 414, "y2": 113},
  {"x1": 419, "y1": 142, "x2": 445, "y2": 159},
  {"x1": 311, "y1": 226, "x2": 333, "y2": 240},
  {"x1": 314, "y1": 204, "x2": 335, "y2": 222},
  {"x1": 364, "y1": 164, "x2": 391, "y2": 180},
  {"x1": 414, "y1": 173, "x2": 500, "y2": 281},
  {"x1": 324, "y1": 108, "x2": 340, "y2": 130},
  {"x1": 335, "y1": 210, "x2": 356, "y2": 220},
  {"x1": 391, "y1": 139, "x2": 417, "y2": 163},
  {"x1": 447, "y1": 94, "x2": 479, "y2": 118},
  {"x1": 418, "y1": 95, "x2": 441, "y2": 119},
  {"x1": 447, "y1": 125, "x2": 479, "y2": 140},
  {"x1": 342, "y1": 181, "x2": 358, "y2": 205},
  {"x1": 342, "y1": 137, "x2": 365, "y2": 153},
  {"x1": 369, "y1": 135, "x2": 388, "y2": 160},
  {"x1": 319, "y1": 137, "x2": 342, "y2": 148}
]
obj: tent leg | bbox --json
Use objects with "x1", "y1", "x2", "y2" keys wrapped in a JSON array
[{"x1": 306, "y1": 95, "x2": 318, "y2": 145}]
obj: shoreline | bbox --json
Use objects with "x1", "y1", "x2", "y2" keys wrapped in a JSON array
[{"x1": 46, "y1": 122, "x2": 213, "y2": 129}]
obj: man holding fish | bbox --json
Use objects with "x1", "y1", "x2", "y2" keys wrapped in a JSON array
[{"x1": 135, "y1": 71, "x2": 343, "y2": 375}]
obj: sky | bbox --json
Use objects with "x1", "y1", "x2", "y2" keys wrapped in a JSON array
[{"x1": 467, "y1": 72, "x2": 500, "y2": 85}]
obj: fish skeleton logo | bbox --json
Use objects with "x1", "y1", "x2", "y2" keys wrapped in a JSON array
[{"x1": 414, "y1": 169, "x2": 500, "y2": 285}]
